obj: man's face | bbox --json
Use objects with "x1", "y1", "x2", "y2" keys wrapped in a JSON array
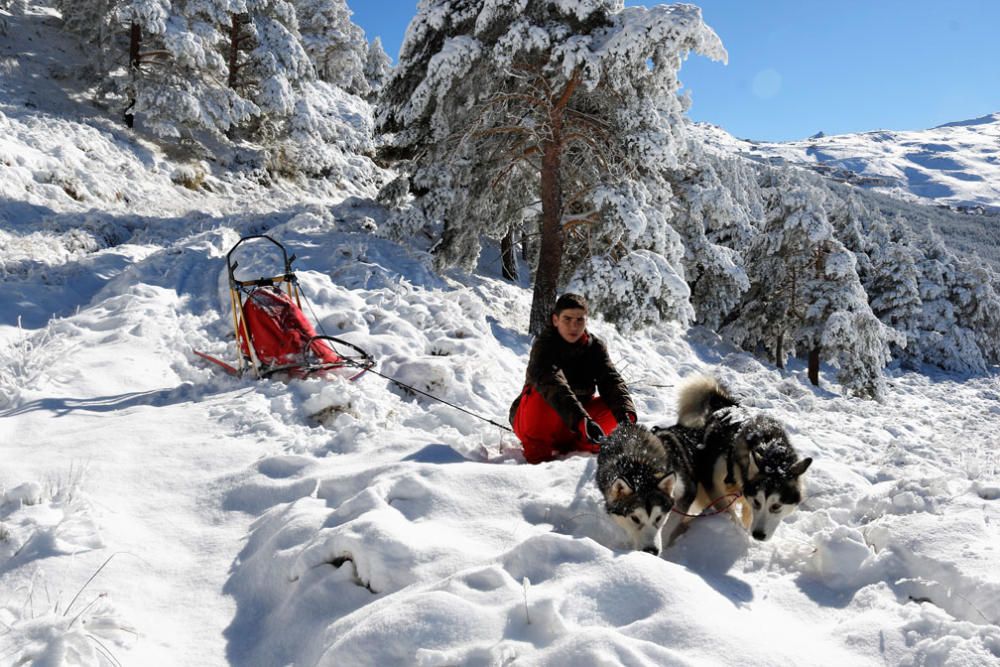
[{"x1": 552, "y1": 308, "x2": 587, "y2": 343}]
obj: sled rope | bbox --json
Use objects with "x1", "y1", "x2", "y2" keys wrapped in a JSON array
[
  {"x1": 670, "y1": 492, "x2": 742, "y2": 518},
  {"x1": 343, "y1": 359, "x2": 515, "y2": 433},
  {"x1": 299, "y1": 289, "x2": 514, "y2": 434}
]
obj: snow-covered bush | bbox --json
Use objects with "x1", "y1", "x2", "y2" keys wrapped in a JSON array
[{"x1": 170, "y1": 162, "x2": 208, "y2": 189}]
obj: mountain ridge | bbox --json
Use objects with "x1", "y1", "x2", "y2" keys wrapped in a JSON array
[{"x1": 691, "y1": 113, "x2": 1000, "y2": 214}]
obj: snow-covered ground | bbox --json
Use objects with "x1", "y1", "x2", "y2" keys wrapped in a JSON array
[
  {"x1": 693, "y1": 114, "x2": 1000, "y2": 213},
  {"x1": 3, "y1": 191, "x2": 1000, "y2": 665},
  {"x1": 3, "y1": 3, "x2": 1000, "y2": 666}
]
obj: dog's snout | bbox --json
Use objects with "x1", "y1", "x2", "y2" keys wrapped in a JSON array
[
  {"x1": 752, "y1": 530, "x2": 767, "y2": 541},
  {"x1": 642, "y1": 546, "x2": 660, "y2": 555}
]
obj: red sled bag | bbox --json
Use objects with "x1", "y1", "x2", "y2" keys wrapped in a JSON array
[{"x1": 238, "y1": 288, "x2": 341, "y2": 375}]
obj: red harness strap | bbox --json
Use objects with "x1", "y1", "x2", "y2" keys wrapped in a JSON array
[{"x1": 670, "y1": 492, "x2": 743, "y2": 518}]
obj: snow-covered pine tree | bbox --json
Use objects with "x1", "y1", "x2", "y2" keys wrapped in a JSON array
[
  {"x1": 722, "y1": 170, "x2": 816, "y2": 367},
  {"x1": 58, "y1": 0, "x2": 259, "y2": 137},
  {"x1": 666, "y1": 146, "x2": 755, "y2": 329},
  {"x1": 57, "y1": 0, "x2": 140, "y2": 108},
  {"x1": 229, "y1": 0, "x2": 312, "y2": 141},
  {"x1": 909, "y1": 230, "x2": 986, "y2": 372},
  {"x1": 826, "y1": 187, "x2": 875, "y2": 281},
  {"x1": 377, "y1": 0, "x2": 725, "y2": 333},
  {"x1": 133, "y1": 0, "x2": 260, "y2": 137},
  {"x1": 721, "y1": 166, "x2": 899, "y2": 395},
  {"x1": 364, "y1": 36, "x2": 392, "y2": 100},
  {"x1": 292, "y1": 0, "x2": 369, "y2": 96},
  {"x1": 799, "y1": 240, "x2": 900, "y2": 398},
  {"x1": 948, "y1": 255, "x2": 1000, "y2": 368},
  {"x1": 864, "y1": 218, "x2": 922, "y2": 358},
  {"x1": 228, "y1": 0, "x2": 376, "y2": 178}
]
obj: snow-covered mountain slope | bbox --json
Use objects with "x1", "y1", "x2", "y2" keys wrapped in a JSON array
[{"x1": 693, "y1": 113, "x2": 1000, "y2": 213}]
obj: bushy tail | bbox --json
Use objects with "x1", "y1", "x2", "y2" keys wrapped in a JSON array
[{"x1": 676, "y1": 375, "x2": 737, "y2": 428}]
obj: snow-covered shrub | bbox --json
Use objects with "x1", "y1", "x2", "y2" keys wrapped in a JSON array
[
  {"x1": 0, "y1": 320, "x2": 67, "y2": 409},
  {"x1": 170, "y1": 162, "x2": 208, "y2": 190},
  {"x1": 0, "y1": 556, "x2": 135, "y2": 666}
]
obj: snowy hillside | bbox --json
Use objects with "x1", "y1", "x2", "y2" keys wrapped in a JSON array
[
  {"x1": 693, "y1": 114, "x2": 1000, "y2": 213},
  {"x1": 3, "y1": 2, "x2": 1000, "y2": 666}
]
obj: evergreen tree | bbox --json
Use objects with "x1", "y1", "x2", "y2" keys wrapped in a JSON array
[
  {"x1": 58, "y1": 0, "x2": 258, "y2": 136},
  {"x1": 231, "y1": 0, "x2": 313, "y2": 140},
  {"x1": 910, "y1": 231, "x2": 985, "y2": 372},
  {"x1": 134, "y1": 0, "x2": 259, "y2": 137},
  {"x1": 801, "y1": 241, "x2": 900, "y2": 398},
  {"x1": 668, "y1": 147, "x2": 756, "y2": 329},
  {"x1": 292, "y1": 0, "x2": 369, "y2": 95},
  {"x1": 364, "y1": 36, "x2": 392, "y2": 100},
  {"x1": 865, "y1": 218, "x2": 922, "y2": 358},
  {"x1": 949, "y1": 257, "x2": 1000, "y2": 366},
  {"x1": 722, "y1": 171, "x2": 820, "y2": 367},
  {"x1": 377, "y1": 0, "x2": 725, "y2": 333}
]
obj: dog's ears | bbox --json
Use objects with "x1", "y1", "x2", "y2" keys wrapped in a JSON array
[
  {"x1": 789, "y1": 457, "x2": 813, "y2": 477},
  {"x1": 656, "y1": 471, "x2": 677, "y2": 497},
  {"x1": 609, "y1": 478, "x2": 633, "y2": 502}
]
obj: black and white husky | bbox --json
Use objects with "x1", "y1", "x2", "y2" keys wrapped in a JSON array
[
  {"x1": 596, "y1": 422, "x2": 696, "y2": 555},
  {"x1": 673, "y1": 376, "x2": 813, "y2": 542}
]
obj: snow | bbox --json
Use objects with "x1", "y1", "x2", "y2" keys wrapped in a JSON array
[{"x1": 3, "y1": 3, "x2": 1000, "y2": 666}]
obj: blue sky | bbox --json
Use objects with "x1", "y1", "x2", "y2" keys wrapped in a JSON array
[{"x1": 346, "y1": 1, "x2": 1000, "y2": 142}]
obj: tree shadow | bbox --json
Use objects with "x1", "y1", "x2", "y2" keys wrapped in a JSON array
[{"x1": 0, "y1": 383, "x2": 245, "y2": 418}]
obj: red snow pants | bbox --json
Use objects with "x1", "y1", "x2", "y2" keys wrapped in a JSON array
[{"x1": 512, "y1": 386, "x2": 620, "y2": 464}]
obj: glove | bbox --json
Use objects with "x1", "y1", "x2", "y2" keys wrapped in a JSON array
[
  {"x1": 624, "y1": 411, "x2": 637, "y2": 424},
  {"x1": 581, "y1": 418, "x2": 606, "y2": 445}
]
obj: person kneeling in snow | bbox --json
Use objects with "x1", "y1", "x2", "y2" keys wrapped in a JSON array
[{"x1": 509, "y1": 293, "x2": 636, "y2": 464}]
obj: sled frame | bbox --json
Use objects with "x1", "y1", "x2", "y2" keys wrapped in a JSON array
[{"x1": 226, "y1": 235, "x2": 374, "y2": 380}]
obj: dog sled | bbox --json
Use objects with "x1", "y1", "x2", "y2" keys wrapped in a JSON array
[{"x1": 194, "y1": 235, "x2": 374, "y2": 381}]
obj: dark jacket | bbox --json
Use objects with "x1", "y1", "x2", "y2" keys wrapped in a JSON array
[{"x1": 510, "y1": 326, "x2": 635, "y2": 431}]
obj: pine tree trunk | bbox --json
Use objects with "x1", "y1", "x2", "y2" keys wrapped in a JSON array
[
  {"x1": 529, "y1": 141, "x2": 563, "y2": 334},
  {"x1": 775, "y1": 332, "x2": 784, "y2": 369},
  {"x1": 527, "y1": 71, "x2": 579, "y2": 334},
  {"x1": 501, "y1": 228, "x2": 518, "y2": 281},
  {"x1": 228, "y1": 14, "x2": 243, "y2": 90},
  {"x1": 124, "y1": 22, "x2": 141, "y2": 129},
  {"x1": 808, "y1": 347, "x2": 820, "y2": 385}
]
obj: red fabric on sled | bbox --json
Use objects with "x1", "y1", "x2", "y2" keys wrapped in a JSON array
[{"x1": 238, "y1": 288, "x2": 341, "y2": 369}]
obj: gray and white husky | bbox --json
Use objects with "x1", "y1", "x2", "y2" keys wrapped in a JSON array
[
  {"x1": 596, "y1": 422, "x2": 696, "y2": 555},
  {"x1": 673, "y1": 375, "x2": 813, "y2": 542}
]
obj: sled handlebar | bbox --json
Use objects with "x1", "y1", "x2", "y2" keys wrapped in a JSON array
[
  {"x1": 227, "y1": 235, "x2": 295, "y2": 284},
  {"x1": 231, "y1": 274, "x2": 299, "y2": 289}
]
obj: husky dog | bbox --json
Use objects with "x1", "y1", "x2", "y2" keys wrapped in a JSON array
[
  {"x1": 596, "y1": 422, "x2": 696, "y2": 555},
  {"x1": 675, "y1": 375, "x2": 813, "y2": 542}
]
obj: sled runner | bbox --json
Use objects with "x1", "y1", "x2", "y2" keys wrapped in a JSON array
[{"x1": 196, "y1": 235, "x2": 374, "y2": 381}]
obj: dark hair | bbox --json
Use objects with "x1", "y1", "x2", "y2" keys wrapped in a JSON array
[{"x1": 553, "y1": 293, "x2": 588, "y2": 315}]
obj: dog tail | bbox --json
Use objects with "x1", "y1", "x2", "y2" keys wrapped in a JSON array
[{"x1": 676, "y1": 375, "x2": 738, "y2": 428}]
